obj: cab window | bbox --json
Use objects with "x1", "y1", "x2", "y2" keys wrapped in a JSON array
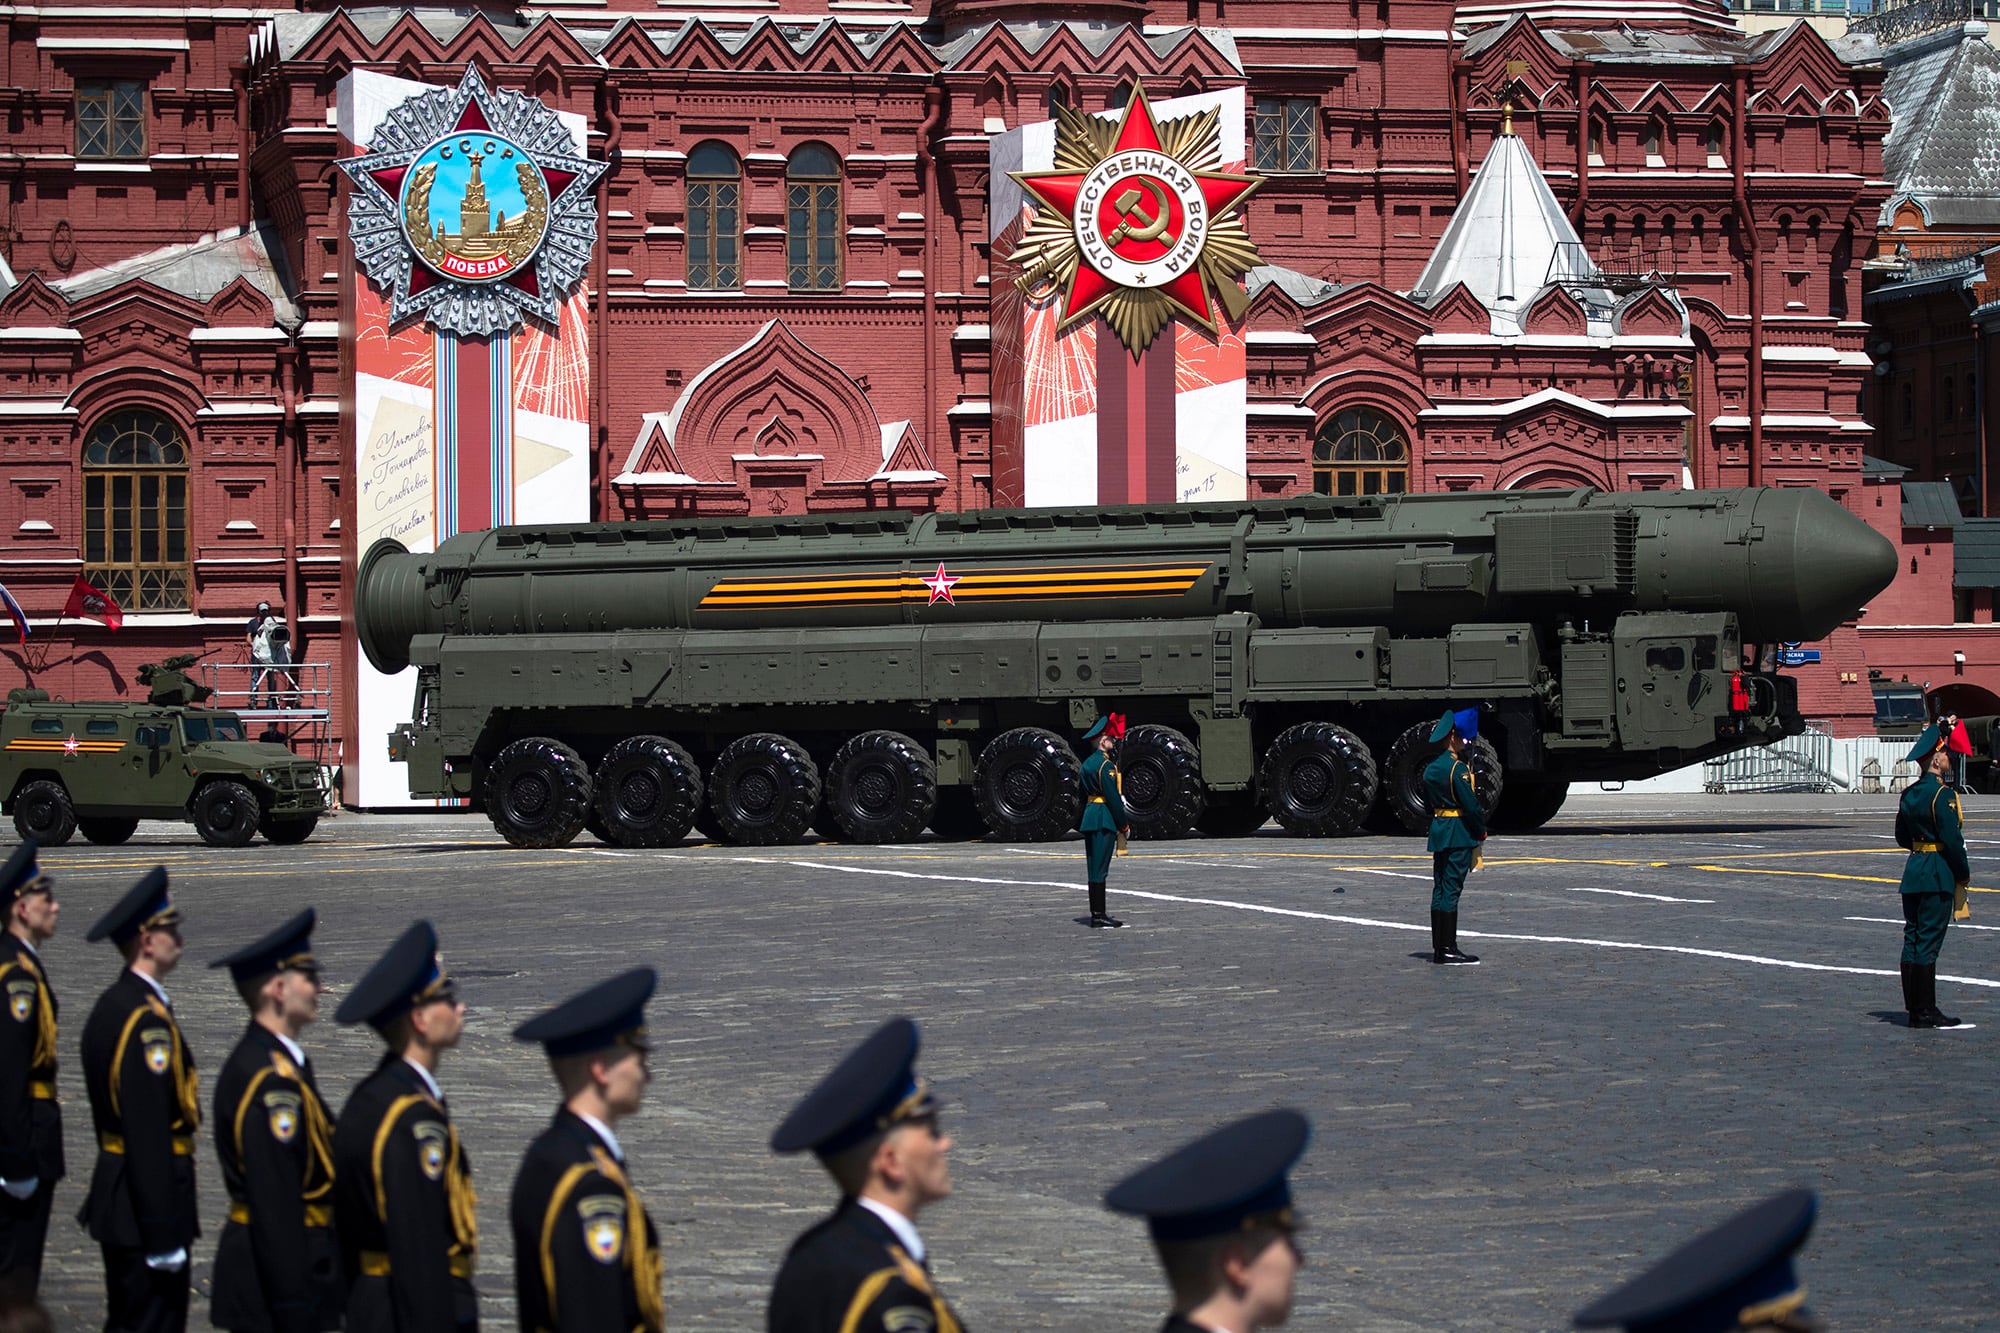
[
  {"x1": 30, "y1": 718, "x2": 62, "y2": 735},
  {"x1": 135, "y1": 725, "x2": 171, "y2": 747},
  {"x1": 181, "y1": 716, "x2": 210, "y2": 743},
  {"x1": 86, "y1": 719, "x2": 120, "y2": 735},
  {"x1": 210, "y1": 717, "x2": 245, "y2": 741}
]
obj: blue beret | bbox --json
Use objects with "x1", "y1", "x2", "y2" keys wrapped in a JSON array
[
  {"x1": 1574, "y1": 1190, "x2": 1817, "y2": 1332},
  {"x1": 209, "y1": 907, "x2": 317, "y2": 986},
  {"x1": 1428, "y1": 708, "x2": 1480, "y2": 744},
  {"x1": 0, "y1": 839, "x2": 48, "y2": 910},
  {"x1": 334, "y1": 920, "x2": 455, "y2": 1029},
  {"x1": 1105, "y1": 1109, "x2": 1311, "y2": 1242},
  {"x1": 771, "y1": 1016, "x2": 936, "y2": 1158},
  {"x1": 515, "y1": 967, "x2": 656, "y2": 1059},
  {"x1": 85, "y1": 866, "x2": 178, "y2": 945}
]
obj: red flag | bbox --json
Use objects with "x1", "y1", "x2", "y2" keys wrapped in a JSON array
[{"x1": 62, "y1": 576, "x2": 123, "y2": 630}]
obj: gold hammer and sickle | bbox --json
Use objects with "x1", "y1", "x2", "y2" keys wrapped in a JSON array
[{"x1": 1105, "y1": 178, "x2": 1173, "y2": 248}]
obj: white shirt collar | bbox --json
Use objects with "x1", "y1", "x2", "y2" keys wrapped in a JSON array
[
  {"x1": 856, "y1": 1196, "x2": 926, "y2": 1265},
  {"x1": 272, "y1": 1031, "x2": 306, "y2": 1067},
  {"x1": 402, "y1": 1056, "x2": 443, "y2": 1102},
  {"x1": 130, "y1": 967, "x2": 171, "y2": 1008},
  {"x1": 574, "y1": 1111, "x2": 623, "y2": 1162},
  {"x1": 12, "y1": 933, "x2": 38, "y2": 960}
]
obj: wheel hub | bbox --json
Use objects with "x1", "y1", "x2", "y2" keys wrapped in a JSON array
[
  {"x1": 1000, "y1": 764, "x2": 1044, "y2": 814},
  {"x1": 739, "y1": 770, "x2": 777, "y2": 814},
  {"x1": 856, "y1": 765, "x2": 895, "y2": 811},
  {"x1": 512, "y1": 774, "x2": 551, "y2": 817}
]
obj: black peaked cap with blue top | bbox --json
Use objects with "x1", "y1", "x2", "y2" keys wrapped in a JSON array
[
  {"x1": 208, "y1": 907, "x2": 318, "y2": 986},
  {"x1": 334, "y1": 919, "x2": 455, "y2": 1029},
  {"x1": 1573, "y1": 1190, "x2": 1818, "y2": 1332},
  {"x1": 1105, "y1": 1109, "x2": 1312, "y2": 1242},
  {"x1": 515, "y1": 967, "x2": 657, "y2": 1059},
  {"x1": 85, "y1": 866, "x2": 178, "y2": 945},
  {"x1": 1, "y1": 838, "x2": 47, "y2": 910},
  {"x1": 771, "y1": 1016, "x2": 936, "y2": 1158}
]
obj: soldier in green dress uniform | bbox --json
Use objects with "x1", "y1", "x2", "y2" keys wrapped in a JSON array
[
  {"x1": 1104, "y1": 1109, "x2": 1312, "y2": 1333},
  {"x1": 1080, "y1": 714, "x2": 1131, "y2": 929},
  {"x1": 1424, "y1": 708, "x2": 1486, "y2": 965},
  {"x1": 1895, "y1": 719, "x2": 1974, "y2": 1029}
]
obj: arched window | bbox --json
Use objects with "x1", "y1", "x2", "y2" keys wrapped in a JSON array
[
  {"x1": 1109, "y1": 79, "x2": 1133, "y2": 110},
  {"x1": 686, "y1": 141, "x2": 741, "y2": 291},
  {"x1": 786, "y1": 143, "x2": 841, "y2": 293},
  {"x1": 83, "y1": 409, "x2": 189, "y2": 610},
  {"x1": 1046, "y1": 83, "x2": 1070, "y2": 118},
  {"x1": 1643, "y1": 119, "x2": 1666, "y2": 167},
  {"x1": 1587, "y1": 118, "x2": 1607, "y2": 166},
  {"x1": 1313, "y1": 408, "x2": 1409, "y2": 497},
  {"x1": 1705, "y1": 121, "x2": 1727, "y2": 166}
]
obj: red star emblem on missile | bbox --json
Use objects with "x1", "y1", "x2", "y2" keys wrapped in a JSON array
[
  {"x1": 63, "y1": 734, "x2": 79, "y2": 755},
  {"x1": 1010, "y1": 87, "x2": 1262, "y2": 346},
  {"x1": 921, "y1": 562, "x2": 961, "y2": 606}
]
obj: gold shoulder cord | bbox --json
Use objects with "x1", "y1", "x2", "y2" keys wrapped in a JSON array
[
  {"x1": 589, "y1": 1146, "x2": 665, "y2": 1333},
  {"x1": 0, "y1": 960, "x2": 55, "y2": 1071},
  {"x1": 369, "y1": 1091, "x2": 478, "y2": 1263}
]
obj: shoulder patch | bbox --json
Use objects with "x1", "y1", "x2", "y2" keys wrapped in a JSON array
[
  {"x1": 883, "y1": 1309, "x2": 936, "y2": 1332},
  {"x1": 579, "y1": 1194, "x2": 626, "y2": 1264},
  {"x1": 6, "y1": 978, "x2": 34, "y2": 1022},
  {"x1": 264, "y1": 1089, "x2": 302, "y2": 1143},
  {"x1": 412, "y1": 1119, "x2": 449, "y2": 1179},
  {"x1": 141, "y1": 1027, "x2": 173, "y2": 1074}
]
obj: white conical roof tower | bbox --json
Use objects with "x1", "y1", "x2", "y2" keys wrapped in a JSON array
[{"x1": 1410, "y1": 107, "x2": 1613, "y2": 336}]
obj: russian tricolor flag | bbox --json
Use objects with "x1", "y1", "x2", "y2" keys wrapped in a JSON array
[{"x1": 0, "y1": 580, "x2": 28, "y2": 643}]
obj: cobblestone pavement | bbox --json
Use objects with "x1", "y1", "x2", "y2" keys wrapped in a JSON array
[{"x1": 16, "y1": 793, "x2": 2000, "y2": 1330}]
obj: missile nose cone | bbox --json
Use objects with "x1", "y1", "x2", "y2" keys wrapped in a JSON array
[{"x1": 1780, "y1": 490, "x2": 1897, "y2": 642}]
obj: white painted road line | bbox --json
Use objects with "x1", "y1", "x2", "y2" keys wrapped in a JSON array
[
  {"x1": 1563, "y1": 886, "x2": 1716, "y2": 903},
  {"x1": 1846, "y1": 915, "x2": 2000, "y2": 933},
  {"x1": 734, "y1": 857, "x2": 2000, "y2": 989}
]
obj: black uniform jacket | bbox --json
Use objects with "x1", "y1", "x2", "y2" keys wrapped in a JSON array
[
  {"x1": 332, "y1": 1054, "x2": 479, "y2": 1332},
  {"x1": 767, "y1": 1198, "x2": 964, "y2": 1333},
  {"x1": 0, "y1": 933, "x2": 63, "y2": 1187},
  {"x1": 78, "y1": 969, "x2": 200, "y2": 1252},
  {"x1": 1158, "y1": 1320, "x2": 1212, "y2": 1333},
  {"x1": 509, "y1": 1109, "x2": 664, "y2": 1333},
  {"x1": 209, "y1": 1024, "x2": 343, "y2": 1332}
]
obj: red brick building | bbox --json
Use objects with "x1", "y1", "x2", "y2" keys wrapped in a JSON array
[{"x1": 0, "y1": 0, "x2": 1905, "y2": 746}]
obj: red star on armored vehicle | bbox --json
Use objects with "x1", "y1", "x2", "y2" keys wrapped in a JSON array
[
  {"x1": 63, "y1": 734, "x2": 79, "y2": 756},
  {"x1": 922, "y1": 562, "x2": 961, "y2": 606}
]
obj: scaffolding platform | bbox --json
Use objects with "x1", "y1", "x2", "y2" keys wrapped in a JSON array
[{"x1": 197, "y1": 660, "x2": 338, "y2": 792}]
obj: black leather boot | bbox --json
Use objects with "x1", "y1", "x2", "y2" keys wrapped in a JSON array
[
  {"x1": 1088, "y1": 882, "x2": 1124, "y2": 929},
  {"x1": 1438, "y1": 911, "x2": 1480, "y2": 965},
  {"x1": 1916, "y1": 964, "x2": 1961, "y2": 1027},
  {"x1": 1430, "y1": 909, "x2": 1448, "y2": 963},
  {"x1": 1901, "y1": 961, "x2": 1923, "y2": 1025}
]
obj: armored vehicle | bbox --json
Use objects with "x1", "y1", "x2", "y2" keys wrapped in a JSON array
[
  {"x1": 1, "y1": 655, "x2": 328, "y2": 847},
  {"x1": 356, "y1": 487, "x2": 1896, "y2": 849}
]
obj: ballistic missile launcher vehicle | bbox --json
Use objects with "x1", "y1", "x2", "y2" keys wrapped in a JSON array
[
  {"x1": 2, "y1": 655, "x2": 328, "y2": 848},
  {"x1": 356, "y1": 487, "x2": 1896, "y2": 848}
]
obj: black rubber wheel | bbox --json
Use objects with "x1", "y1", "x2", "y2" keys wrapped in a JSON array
[
  {"x1": 693, "y1": 792, "x2": 730, "y2": 844},
  {"x1": 827, "y1": 731, "x2": 937, "y2": 844},
  {"x1": 482, "y1": 737, "x2": 594, "y2": 848},
  {"x1": 593, "y1": 735, "x2": 702, "y2": 847},
  {"x1": 78, "y1": 816, "x2": 140, "y2": 846},
  {"x1": 1258, "y1": 722, "x2": 1379, "y2": 837},
  {"x1": 1489, "y1": 778, "x2": 1569, "y2": 833},
  {"x1": 709, "y1": 733, "x2": 820, "y2": 846},
  {"x1": 1118, "y1": 724, "x2": 1207, "y2": 841},
  {"x1": 192, "y1": 780, "x2": 262, "y2": 848},
  {"x1": 1197, "y1": 788, "x2": 1269, "y2": 839},
  {"x1": 13, "y1": 781, "x2": 76, "y2": 847},
  {"x1": 259, "y1": 816, "x2": 318, "y2": 845},
  {"x1": 972, "y1": 727, "x2": 1082, "y2": 842},
  {"x1": 927, "y1": 787, "x2": 988, "y2": 841},
  {"x1": 1380, "y1": 724, "x2": 1503, "y2": 834}
]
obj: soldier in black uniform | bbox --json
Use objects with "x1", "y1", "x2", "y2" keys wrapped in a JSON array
[
  {"x1": 1104, "y1": 1110, "x2": 1312, "y2": 1333},
  {"x1": 330, "y1": 921, "x2": 478, "y2": 1332},
  {"x1": 766, "y1": 1016, "x2": 963, "y2": 1333},
  {"x1": 508, "y1": 968, "x2": 664, "y2": 1333},
  {"x1": 78, "y1": 867, "x2": 200, "y2": 1333},
  {"x1": 1574, "y1": 1189, "x2": 1822, "y2": 1332},
  {"x1": 0, "y1": 841, "x2": 62, "y2": 1298},
  {"x1": 206, "y1": 908, "x2": 343, "y2": 1332}
]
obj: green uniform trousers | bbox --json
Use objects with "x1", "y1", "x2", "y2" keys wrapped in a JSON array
[
  {"x1": 1902, "y1": 892, "x2": 1951, "y2": 965},
  {"x1": 1084, "y1": 830, "x2": 1117, "y2": 883},
  {"x1": 1432, "y1": 848, "x2": 1474, "y2": 913}
]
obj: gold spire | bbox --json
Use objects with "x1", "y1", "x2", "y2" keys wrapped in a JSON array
[{"x1": 1501, "y1": 101, "x2": 1514, "y2": 136}]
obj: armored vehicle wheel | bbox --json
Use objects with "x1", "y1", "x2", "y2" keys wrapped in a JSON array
[
  {"x1": 1259, "y1": 722, "x2": 1378, "y2": 837},
  {"x1": 927, "y1": 787, "x2": 988, "y2": 841},
  {"x1": 583, "y1": 813, "x2": 613, "y2": 843},
  {"x1": 709, "y1": 733, "x2": 820, "y2": 846},
  {"x1": 484, "y1": 737, "x2": 594, "y2": 848},
  {"x1": 260, "y1": 816, "x2": 318, "y2": 845},
  {"x1": 192, "y1": 780, "x2": 262, "y2": 848},
  {"x1": 1380, "y1": 725, "x2": 1503, "y2": 835},
  {"x1": 1489, "y1": 778, "x2": 1568, "y2": 833},
  {"x1": 810, "y1": 803, "x2": 845, "y2": 841},
  {"x1": 593, "y1": 735, "x2": 702, "y2": 848},
  {"x1": 78, "y1": 816, "x2": 140, "y2": 846},
  {"x1": 828, "y1": 731, "x2": 937, "y2": 844},
  {"x1": 13, "y1": 781, "x2": 77, "y2": 846},
  {"x1": 973, "y1": 727, "x2": 1082, "y2": 843},
  {"x1": 1120, "y1": 725, "x2": 1207, "y2": 840},
  {"x1": 1197, "y1": 788, "x2": 1269, "y2": 839}
]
